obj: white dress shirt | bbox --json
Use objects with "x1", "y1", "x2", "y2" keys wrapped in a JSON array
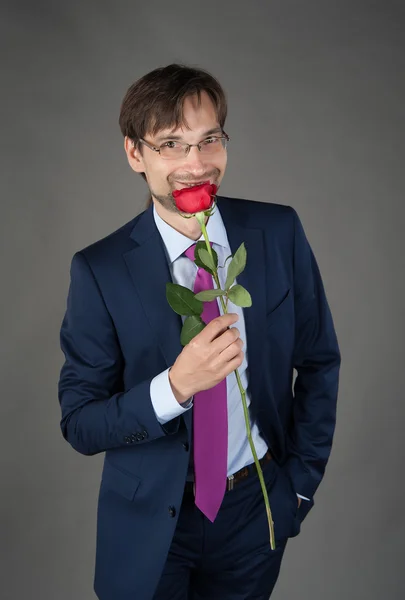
[{"x1": 149, "y1": 202, "x2": 309, "y2": 501}]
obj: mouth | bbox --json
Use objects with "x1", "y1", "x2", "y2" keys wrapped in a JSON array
[{"x1": 174, "y1": 180, "x2": 210, "y2": 189}]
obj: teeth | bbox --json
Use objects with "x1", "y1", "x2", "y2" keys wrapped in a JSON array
[{"x1": 176, "y1": 181, "x2": 206, "y2": 187}]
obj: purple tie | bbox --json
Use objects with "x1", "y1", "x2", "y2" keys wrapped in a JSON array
[{"x1": 184, "y1": 243, "x2": 228, "y2": 522}]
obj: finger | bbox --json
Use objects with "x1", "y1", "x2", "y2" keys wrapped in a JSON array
[
  {"x1": 204, "y1": 313, "x2": 239, "y2": 342},
  {"x1": 218, "y1": 339, "x2": 243, "y2": 364},
  {"x1": 212, "y1": 326, "x2": 240, "y2": 354}
]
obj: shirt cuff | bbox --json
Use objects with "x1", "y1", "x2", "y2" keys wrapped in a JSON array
[
  {"x1": 297, "y1": 493, "x2": 311, "y2": 501},
  {"x1": 150, "y1": 367, "x2": 193, "y2": 425}
]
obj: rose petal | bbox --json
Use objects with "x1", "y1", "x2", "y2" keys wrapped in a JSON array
[{"x1": 173, "y1": 183, "x2": 218, "y2": 214}]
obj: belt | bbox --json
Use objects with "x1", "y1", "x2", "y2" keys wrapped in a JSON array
[{"x1": 184, "y1": 449, "x2": 273, "y2": 494}]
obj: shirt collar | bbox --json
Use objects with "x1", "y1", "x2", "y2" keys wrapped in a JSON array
[{"x1": 153, "y1": 201, "x2": 229, "y2": 265}]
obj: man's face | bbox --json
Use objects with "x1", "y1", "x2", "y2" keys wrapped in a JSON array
[{"x1": 125, "y1": 91, "x2": 228, "y2": 213}]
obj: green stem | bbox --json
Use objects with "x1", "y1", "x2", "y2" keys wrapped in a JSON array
[{"x1": 199, "y1": 215, "x2": 276, "y2": 551}]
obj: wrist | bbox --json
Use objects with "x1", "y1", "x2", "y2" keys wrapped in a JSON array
[{"x1": 169, "y1": 367, "x2": 192, "y2": 405}]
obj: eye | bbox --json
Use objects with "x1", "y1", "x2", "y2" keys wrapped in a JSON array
[
  {"x1": 162, "y1": 141, "x2": 180, "y2": 149},
  {"x1": 204, "y1": 137, "x2": 220, "y2": 145}
]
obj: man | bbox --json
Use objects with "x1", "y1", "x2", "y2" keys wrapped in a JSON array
[{"x1": 58, "y1": 64, "x2": 340, "y2": 600}]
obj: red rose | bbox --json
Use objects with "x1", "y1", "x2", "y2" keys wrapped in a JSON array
[{"x1": 172, "y1": 182, "x2": 218, "y2": 214}]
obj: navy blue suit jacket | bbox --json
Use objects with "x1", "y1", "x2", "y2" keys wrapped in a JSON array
[{"x1": 58, "y1": 196, "x2": 340, "y2": 600}]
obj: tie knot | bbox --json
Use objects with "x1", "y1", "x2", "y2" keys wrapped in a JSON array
[{"x1": 184, "y1": 242, "x2": 213, "y2": 261}]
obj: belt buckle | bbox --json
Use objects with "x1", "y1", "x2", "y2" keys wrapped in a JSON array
[{"x1": 227, "y1": 474, "x2": 235, "y2": 491}]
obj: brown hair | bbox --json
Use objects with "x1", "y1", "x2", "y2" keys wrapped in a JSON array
[{"x1": 118, "y1": 63, "x2": 228, "y2": 209}]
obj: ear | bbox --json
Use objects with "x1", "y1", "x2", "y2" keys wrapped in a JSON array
[{"x1": 124, "y1": 136, "x2": 145, "y2": 173}]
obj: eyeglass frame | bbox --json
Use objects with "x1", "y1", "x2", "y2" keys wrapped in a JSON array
[{"x1": 136, "y1": 130, "x2": 230, "y2": 159}]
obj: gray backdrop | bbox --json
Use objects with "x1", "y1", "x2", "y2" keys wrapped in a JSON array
[{"x1": 1, "y1": 1, "x2": 404, "y2": 598}]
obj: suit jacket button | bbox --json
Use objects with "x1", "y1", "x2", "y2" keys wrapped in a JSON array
[
  {"x1": 124, "y1": 436, "x2": 131, "y2": 444},
  {"x1": 168, "y1": 506, "x2": 176, "y2": 518},
  {"x1": 182, "y1": 442, "x2": 189, "y2": 452},
  {"x1": 131, "y1": 434, "x2": 136, "y2": 442},
  {"x1": 142, "y1": 430, "x2": 148, "y2": 439},
  {"x1": 135, "y1": 432, "x2": 143, "y2": 441}
]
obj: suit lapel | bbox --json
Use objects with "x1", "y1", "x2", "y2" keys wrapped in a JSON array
[
  {"x1": 217, "y1": 197, "x2": 267, "y2": 407},
  {"x1": 124, "y1": 204, "x2": 184, "y2": 375}
]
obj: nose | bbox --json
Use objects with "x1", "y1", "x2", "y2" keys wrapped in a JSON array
[
  {"x1": 185, "y1": 144, "x2": 206, "y2": 164},
  {"x1": 182, "y1": 145, "x2": 208, "y2": 175}
]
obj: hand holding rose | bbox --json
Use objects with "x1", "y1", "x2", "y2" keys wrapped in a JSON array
[{"x1": 169, "y1": 313, "x2": 243, "y2": 404}]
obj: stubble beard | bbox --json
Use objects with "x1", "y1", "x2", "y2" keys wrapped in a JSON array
[{"x1": 151, "y1": 190, "x2": 179, "y2": 214}]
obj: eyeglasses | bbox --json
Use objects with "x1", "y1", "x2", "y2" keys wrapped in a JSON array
[{"x1": 137, "y1": 132, "x2": 230, "y2": 160}]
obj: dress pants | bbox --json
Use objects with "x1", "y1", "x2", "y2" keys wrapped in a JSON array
[{"x1": 153, "y1": 455, "x2": 300, "y2": 600}]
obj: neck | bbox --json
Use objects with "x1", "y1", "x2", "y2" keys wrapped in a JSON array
[{"x1": 153, "y1": 200, "x2": 209, "y2": 241}]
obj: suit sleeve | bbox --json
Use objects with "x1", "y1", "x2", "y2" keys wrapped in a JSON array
[
  {"x1": 58, "y1": 251, "x2": 181, "y2": 456},
  {"x1": 285, "y1": 208, "x2": 341, "y2": 500}
]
